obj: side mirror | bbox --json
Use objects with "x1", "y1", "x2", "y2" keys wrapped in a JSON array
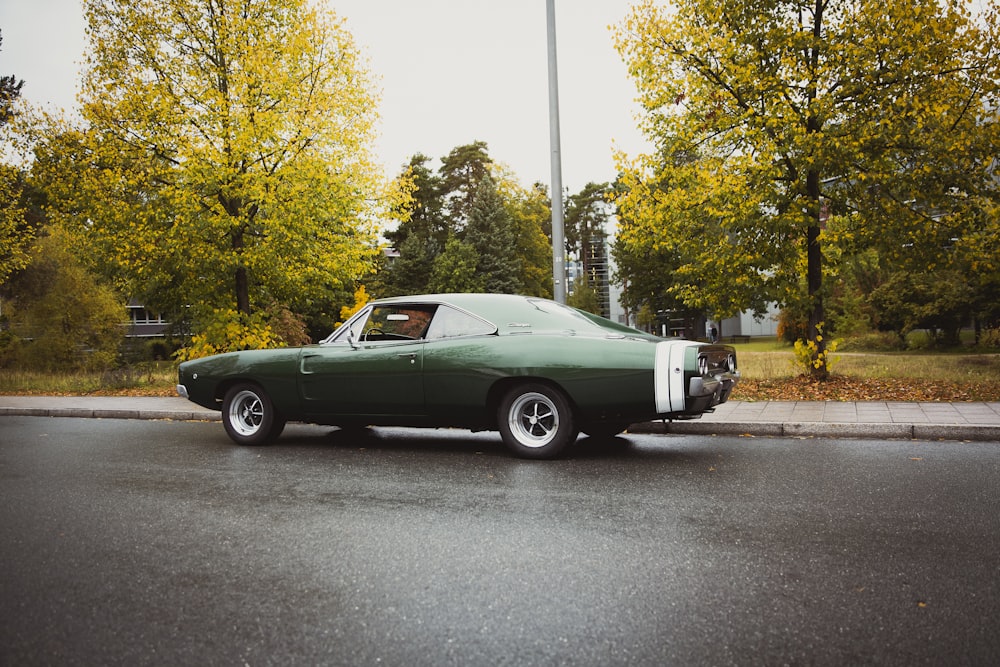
[{"x1": 347, "y1": 327, "x2": 359, "y2": 350}]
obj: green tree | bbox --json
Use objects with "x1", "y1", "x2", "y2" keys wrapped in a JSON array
[
  {"x1": 503, "y1": 180, "x2": 553, "y2": 298},
  {"x1": 465, "y1": 174, "x2": 521, "y2": 294},
  {"x1": 613, "y1": 224, "x2": 709, "y2": 331},
  {"x1": 428, "y1": 236, "x2": 481, "y2": 293},
  {"x1": 384, "y1": 143, "x2": 553, "y2": 298},
  {"x1": 565, "y1": 182, "x2": 611, "y2": 256},
  {"x1": 869, "y1": 269, "x2": 975, "y2": 345},
  {"x1": 566, "y1": 280, "x2": 601, "y2": 315},
  {"x1": 565, "y1": 182, "x2": 614, "y2": 316},
  {"x1": 440, "y1": 141, "x2": 493, "y2": 229},
  {"x1": 33, "y1": 0, "x2": 394, "y2": 353},
  {"x1": 614, "y1": 0, "x2": 1000, "y2": 378},
  {"x1": 0, "y1": 31, "x2": 23, "y2": 126},
  {"x1": 613, "y1": 176, "x2": 725, "y2": 335},
  {"x1": 381, "y1": 154, "x2": 448, "y2": 296},
  {"x1": 2, "y1": 228, "x2": 124, "y2": 371}
]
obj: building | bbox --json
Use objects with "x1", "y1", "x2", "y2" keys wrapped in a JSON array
[
  {"x1": 125, "y1": 300, "x2": 170, "y2": 338},
  {"x1": 717, "y1": 306, "x2": 780, "y2": 339}
]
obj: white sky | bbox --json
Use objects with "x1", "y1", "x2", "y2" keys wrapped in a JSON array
[{"x1": 0, "y1": 0, "x2": 650, "y2": 193}]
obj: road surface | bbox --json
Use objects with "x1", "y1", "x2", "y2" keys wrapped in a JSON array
[{"x1": 1, "y1": 417, "x2": 998, "y2": 665}]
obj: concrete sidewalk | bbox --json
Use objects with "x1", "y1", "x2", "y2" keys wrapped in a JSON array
[
  {"x1": 2, "y1": 395, "x2": 999, "y2": 442},
  {"x1": 631, "y1": 399, "x2": 1000, "y2": 441}
]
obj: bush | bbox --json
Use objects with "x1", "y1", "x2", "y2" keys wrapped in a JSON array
[
  {"x1": 792, "y1": 324, "x2": 840, "y2": 376},
  {"x1": 777, "y1": 308, "x2": 808, "y2": 344},
  {"x1": 869, "y1": 270, "x2": 973, "y2": 346},
  {"x1": 838, "y1": 331, "x2": 907, "y2": 352},
  {"x1": 978, "y1": 327, "x2": 1000, "y2": 349},
  {"x1": 119, "y1": 337, "x2": 182, "y2": 364},
  {"x1": 175, "y1": 303, "x2": 310, "y2": 361},
  {"x1": 175, "y1": 309, "x2": 282, "y2": 361},
  {"x1": 2, "y1": 229, "x2": 125, "y2": 372},
  {"x1": 100, "y1": 364, "x2": 157, "y2": 391}
]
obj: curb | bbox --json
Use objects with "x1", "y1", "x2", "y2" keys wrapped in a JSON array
[
  {"x1": 629, "y1": 420, "x2": 1000, "y2": 442},
  {"x1": 3, "y1": 406, "x2": 999, "y2": 442},
  {"x1": 0, "y1": 406, "x2": 221, "y2": 422}
]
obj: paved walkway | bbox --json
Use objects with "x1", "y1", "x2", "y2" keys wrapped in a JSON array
[
  {"x1": 640, "y1": 399, "x2": 1000, "y2": 441},
  {"x1": 2, "y1": 396, "x2": 999, "y2": 442}
]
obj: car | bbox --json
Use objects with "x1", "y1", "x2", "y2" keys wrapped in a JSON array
[{"x1": 176, "y1": 293, "x2": 740, "y2": 458}]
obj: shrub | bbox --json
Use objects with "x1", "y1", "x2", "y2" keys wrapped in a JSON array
[
  {"x1": 175, "y1": 302, "x2": 310, "y2": 361},
  {"x1": 792, "y1": 324, "x2": 840, "y2": 377},
  {"x1": 175, "y1": 309, "x2": 281, "y2": 361},
  {"x1": 979, "y1": 327, "x2": 1000, "y2": 349},
  {"x1": 837, "y1": 331, "x2": 907, "y2": 352},
  {"x1": 777, "y1": 308, "x2": 808, "y2": 344},
  {"x1": 3, "y1": 229, "x2": 125, "y2": 372}
]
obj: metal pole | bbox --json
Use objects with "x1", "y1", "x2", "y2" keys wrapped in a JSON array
[{"x1": 546, "y1": 0, "x2": 566, "y2": 303}]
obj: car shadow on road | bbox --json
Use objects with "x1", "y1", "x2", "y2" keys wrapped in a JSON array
[
  {"x1": 270, "y1": 424, "x2": 708, "y2": 462},
  {"x1": 270, "y1": 424, "x2": 511, "y2": 458}
]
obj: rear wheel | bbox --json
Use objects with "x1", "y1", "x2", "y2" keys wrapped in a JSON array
[
  {"x1": 222, "y1": 383, "x2": 284, "y2": 446},
  {"x1": 498, "y1": 383, "x2": 576, "y2": 459}
]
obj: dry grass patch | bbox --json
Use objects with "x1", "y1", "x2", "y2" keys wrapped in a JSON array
[{"x1": 732, "y1": 350, "x2": 1000, "y2": 401}]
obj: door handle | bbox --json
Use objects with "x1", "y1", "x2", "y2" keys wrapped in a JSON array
[
  {"x1": 299, "y1": 354, "x2": 323, "y2": 375},
  {"x1": 300, "y1": 354, "x2": 319, "y2": 374},
  {"x1": 397, "y1": 353, "x2": 418, "y2": 364}
]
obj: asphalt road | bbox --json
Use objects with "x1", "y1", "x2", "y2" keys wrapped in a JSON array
[{"x1": 2, "y1": 417, "x2": 998, "y2": 666}]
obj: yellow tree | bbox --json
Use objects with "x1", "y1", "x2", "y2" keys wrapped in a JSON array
[
  {"x1": 0, "y1": 164, "x2": 32, "y2": 286},
  {"x1": 35, "y1": 0, "x2": 393, "y2": 352},
  {"x1": 494, "y1": 168, "x2": 554, "y2": 299},
  {"x1": 0, "y1": 31, "x2": 31, "y2": 288},
  {"x1": 614, "y1": 0, "x2": 1000, "y2": 377}
]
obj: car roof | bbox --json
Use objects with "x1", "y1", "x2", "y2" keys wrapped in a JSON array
[{"x1": 369, "y1": 293, "x2": 652, "y2": 338}]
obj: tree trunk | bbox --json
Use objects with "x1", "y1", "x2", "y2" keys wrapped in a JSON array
[
  {"x1": 231, "y1": 228, "x2": 250, "y2": 317},
  {"x1": 806, "y1": 169, "x2": 827, "y2": 380},
  {"x1": 802, "y1": 0, "x2": 829, "y2": 380},
  {"x1": 235, "y1": 265, "x2": 250, "y2": 316}
]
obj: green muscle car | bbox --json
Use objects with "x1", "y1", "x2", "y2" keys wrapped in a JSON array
[{"x1": 177, "y1": 293, "x2": 740, "y2": 458}]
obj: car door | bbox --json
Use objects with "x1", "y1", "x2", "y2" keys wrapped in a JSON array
[
  {"x1": 298, "y1": 305, "x2": 434, "y2": 419},
  {"x1": 421, "y1": 304, "x2": 499, "y2": 422}
]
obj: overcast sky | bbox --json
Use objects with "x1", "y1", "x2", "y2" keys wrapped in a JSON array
[{"x1": 0, "y1": 0, "x2": 650, "y2": 193}]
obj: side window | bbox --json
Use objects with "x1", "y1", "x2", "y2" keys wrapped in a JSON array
[
  {"x1": 425, "y1": 305, "x2": 496, "y2": 340},
  {"x1": 362, "y1": 306, "x2": 436, "y2": 341}
]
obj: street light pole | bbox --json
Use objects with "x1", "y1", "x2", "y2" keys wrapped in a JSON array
[{"x1": 546, "y1": 0, "x2": 566, "y2": 303}]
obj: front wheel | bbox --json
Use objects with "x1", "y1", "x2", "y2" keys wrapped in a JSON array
[
  {"x1": 222, "y1": 383, "x2": 284, "y2": 446},
  {"x1": 498, "y1": 384, "x2": 577, "y2": 459}
]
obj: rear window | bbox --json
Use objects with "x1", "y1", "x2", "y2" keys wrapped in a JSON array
[{"x1": 425, "y1": 305, "x2": 496, "y2": 339}]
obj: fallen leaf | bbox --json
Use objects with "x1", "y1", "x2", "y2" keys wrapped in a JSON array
[{"x1": 732, "y1": 375, "x2": 1000, "y2": 402}]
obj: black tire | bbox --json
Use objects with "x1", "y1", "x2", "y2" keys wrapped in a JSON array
[
  {"x1": 222, "y1": 383, "x2": 282, "y2": 446},
  {"x1": 497, "y1": 383, "x2": 577, "y2": 459}
]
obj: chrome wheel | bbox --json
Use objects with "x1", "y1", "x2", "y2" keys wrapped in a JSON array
[
  {"x1": 508, "y1": 392, "x2": 559, "y2": 448},
  {"x1": 222, "y1": 383, "x2": 282, "y2": 445},
  {"x1": 228, "y1": 389, "x2": 264, "y2": 437},
  {"x1": 498, "y1": 384, "x2": 576, "y2": 459}
]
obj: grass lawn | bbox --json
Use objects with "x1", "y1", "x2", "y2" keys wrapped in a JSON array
[
  {"x1": 730, "y1": 338, "x2": 1000, "y2": 401},
  {"x1": 0, "y1": 363, "x2": 178, "y2": 397}
]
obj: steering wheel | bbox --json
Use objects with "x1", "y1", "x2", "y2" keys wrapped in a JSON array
[{"x1": 363, "y1": 327, "x2": 384, "y2": 341}]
